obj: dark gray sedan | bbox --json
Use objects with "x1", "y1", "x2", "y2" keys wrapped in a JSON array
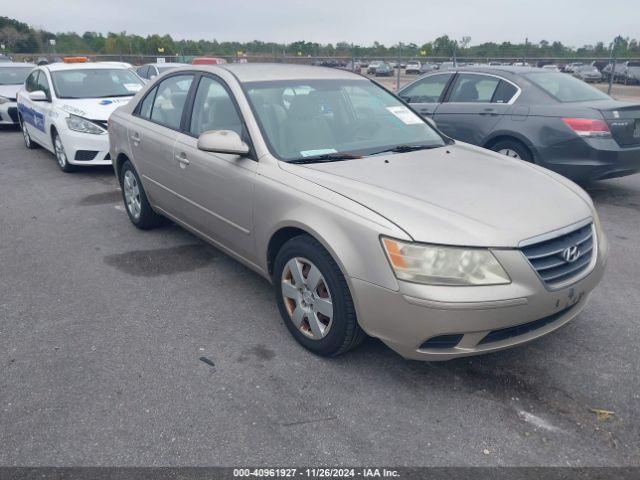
[{"x1": 397, "y1": 66, "x2": 640, "y2": 182}]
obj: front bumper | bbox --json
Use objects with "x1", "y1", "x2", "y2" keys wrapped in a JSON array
[
  {"x1": 59, "y1": 127, "x2": 112, "y2": 166},
  {"x1": 350, "y1": 231, "x2": 608, "y2": 361},
  {"x1": 542, "y1": 137, "x2": 640, "y2": 182},
  {"x1": 0, "y1": 101, "x2": 19, "y2": 125}
]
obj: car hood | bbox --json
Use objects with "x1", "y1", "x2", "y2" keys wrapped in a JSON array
[
  {"x1": 0, "y1": 84, "x2": 21, "y2": 100},
  {"x1": 280, "y1": 143, "x2": 593, "y2": 247},
  {"x1": 57, "y1": 97, "x2": 135, "y2": 121}
]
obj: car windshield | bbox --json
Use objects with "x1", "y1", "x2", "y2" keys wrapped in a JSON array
[
  {"x1": 244, "y1": 79, "x2": 446, "y2": 162},
  {"x1": 0, "y1": 66, "x2": 33, "y2": 85},
  {"x1": 51, "y1": 68, "x2": 144, "y2": 99},
  {"x1": 525, "y1": 72, "x2": 609, "y2": 102},
  {"x1": 157, "y1": 66, "x2": 180, "y2": 74}
]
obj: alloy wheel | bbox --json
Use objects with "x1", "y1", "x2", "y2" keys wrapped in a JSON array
[
  {"x1": 54, "y1": 134, "x2": 68, "y2": 168},
  {"x1": 21, "y1": 121, "x2": 31, "y2": 148},
  {"x1": 498, "y1": 148, "x2": 521, "y2": 159},
  {"x1": 123, "y1": 170, "x2": 142, "y2": 220},
  {"x1": 281, "y1": 257, "x2": 333, "y2": 340}
]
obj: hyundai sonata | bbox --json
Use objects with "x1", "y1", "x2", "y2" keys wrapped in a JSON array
[{"x1": 108, "y1": 64, "x2": 608, "y2": 360}]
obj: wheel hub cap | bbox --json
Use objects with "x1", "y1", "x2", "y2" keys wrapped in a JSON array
[
  {"x1": 123, "y1": 170, "x2": 142, "y2": 220},
  {"x1": 281, "y1": 257, "x2": 333, "y2": 340}
]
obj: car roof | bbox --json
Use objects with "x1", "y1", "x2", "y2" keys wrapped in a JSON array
[
  {"x1": 189, "y1": 63, "x2": 363, "y2": 82},
  {"x1": 0, "y1": 62, "x2": 35, "y2": 68},
  {"x1": 44, "y1": 62, "x2": 132, "y2": 72},
  {"x1": 454, "y1": 65, "x2": 544, "y2": 75},
  {"x1": 147, "y1": 62, "x2": 189, "y2": 67}
]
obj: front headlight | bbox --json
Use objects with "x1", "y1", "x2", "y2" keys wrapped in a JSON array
[
  {"x1": 65, "y1": 115, "x2": 105, "y2": 134},
  {"x1": 381, "y1": 237, "x2": 511, "y2": 286}
]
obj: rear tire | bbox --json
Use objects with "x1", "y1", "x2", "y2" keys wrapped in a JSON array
[
  {"x1": 273, "y1": 235, "x2": 366, "y2": 357},
  {"x1": 491, "y1": 139, "x2": 533, "y2": 162},
  {"x1": 119, "y1": 160, "x2": 164, "y2": 229},
  {"x1": 20, "y1": 116, "x2": 38, "y2": 149}
]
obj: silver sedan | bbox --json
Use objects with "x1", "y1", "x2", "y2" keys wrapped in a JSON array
[{"x1": 109, "y1": 64, "x2": 608, "y2": 360}]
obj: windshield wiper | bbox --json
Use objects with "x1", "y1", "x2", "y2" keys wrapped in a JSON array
[
  {"x1": 368, "y1": 144, "x2": 442, "y2": 156},
  {"x1": 288, "y1": 153, "x2": 362, "y2": 164},
  {"x1": 95, "y1": 94, "x2": 134, "y2": 98}
]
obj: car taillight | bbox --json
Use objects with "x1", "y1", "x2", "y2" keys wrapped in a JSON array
[{"x1": 561, "y1": 117, "x2": 611, "y2": 138}]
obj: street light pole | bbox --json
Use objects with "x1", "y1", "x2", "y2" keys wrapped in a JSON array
[{"x1": 396, "y1": 42, "x2": 402, "y2": 91}]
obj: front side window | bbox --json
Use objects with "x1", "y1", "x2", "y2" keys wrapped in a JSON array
[
  {"x1": 149, "y1": 74, "x2": 194, "y2": 130},
  {"x1": 35, "y1": 71, "x2": 51, "y2": 98},
  {"x1": 138, "y1": 86, "x2": 157, "y2": 119},
  {"x1": 400, "y1": 74, "x2": 453, "y2": 103},
  {"x1": 525, "y1": 72, "x2": 610, "y2": 102},
  {"x1": 189, "y1": 76, "x2": 243, "y2": 136},
  {"x1": 448, "y1": 74, "x2": 500, "y2": 103},
  {"x1": 25, "y1": 71, "x2": 38, "y2": 92},
  {"x1": 0, "y1": 67, "x2": 33, "y2": 86},
  {"x1": 245, "y1": 79, "x2": 446, "y2": 162},
  {"x1": 50, "y1": 68, "x2": 144, "y2": 99}
]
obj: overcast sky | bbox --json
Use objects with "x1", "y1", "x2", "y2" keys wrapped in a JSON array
[{"x1": 2, "y1": 0, "x2": 638, "y2": 47}]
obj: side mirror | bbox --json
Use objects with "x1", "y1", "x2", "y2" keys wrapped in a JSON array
[
  {"x1": 29, "y1": 90, "x2": 48, "y2": 102},
  {"x1": 197, "y1": 130, "x2": 250, "y2": 156}
]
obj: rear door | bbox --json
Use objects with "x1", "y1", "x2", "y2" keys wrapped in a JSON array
[
  {"x1": 398, "y1": 72, "x2": 453, "y2": 118},
  {"x1": 433, "y1": 73, "x2": 519, "y2": 145},
  {"x1": 172, "y1": 74, "x2": 257, "y2": 260},
  {"x1": 127, "y1": 73, "x2": 195, "y2": 216}
]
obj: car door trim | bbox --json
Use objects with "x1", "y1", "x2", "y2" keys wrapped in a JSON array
[{"x1": 142, "y1": 174, "x2": 251, "y2": 235}]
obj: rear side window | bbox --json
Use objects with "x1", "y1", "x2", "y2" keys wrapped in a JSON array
[
  {"x1": 400, "y1": 73, "x2": 453, "y2": 103},
  {"x1": 526, "y1": 72, "x2": 609, "y2": 102},
  {"x1": 189, "y1": 76, "x2": 243, "y2": 136},
  {"x1": 492, "y1": 80, "x2": 518, "y2": 104},
  {"x1": 149, "y1": 74, "x2": 194, "y2": 130},
  {"x1": 448, "y1": 74, "x2": 500, "y2": 103}
]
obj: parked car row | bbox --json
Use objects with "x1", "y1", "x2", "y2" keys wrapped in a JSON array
[{"x1": 2, "y1": 62, "x2": 633, "y2": 361}]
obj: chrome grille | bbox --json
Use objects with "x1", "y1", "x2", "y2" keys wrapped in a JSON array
[{"x1": 521, "y1": 222, "x2": 595, "y2": 288}]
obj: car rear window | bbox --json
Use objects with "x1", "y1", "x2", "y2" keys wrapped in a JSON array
[{"x1": 525, "y1": 72, "x2": 609, "y2": 102}]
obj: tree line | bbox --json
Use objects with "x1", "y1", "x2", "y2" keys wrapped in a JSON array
[{"x1": 1, "y1": 16, "x2": 639, "y2": 59}]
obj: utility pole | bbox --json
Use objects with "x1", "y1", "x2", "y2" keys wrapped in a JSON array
[
  {"x1": 396, "y1": 42, "x2": 402, "y2": 91},
  {"x1": 524, "y1": 37, "x2": 528, "y2": 65},
  {"x1": 607, "y1": 41, "x2": 616, "y2": 95}
]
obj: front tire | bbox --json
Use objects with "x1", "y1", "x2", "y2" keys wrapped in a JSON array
[
  {"x1": 274, "y1": 235, "x2": 365, "y2": 357},
  {"x1": 119, "y1": 160, "x2": 163, "y2": 229},
  {"x1": 52, "y1": 130, "x2": 76, "y2": 172},
  {"x1": 491, "y1": 139, "x2": 533, "y2": 162}
]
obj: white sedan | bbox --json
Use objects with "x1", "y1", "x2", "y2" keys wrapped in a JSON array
[
  {"x1": 0, "y1": 62, "x2": 35, "y2": 125},
  {"x1": 16, "y1": 62, "x2": 144, "y2": 172}
]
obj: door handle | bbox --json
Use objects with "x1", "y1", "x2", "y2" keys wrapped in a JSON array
[
  {"x1": 480, "y1": 108, "x2": 498, "y2": 116},
  {"x1": 175, "y1": 152, "x2": 190, "y2": 167},
  {"x1": 419, "y1": 108, "x2": 431, "y2": 115},
  {"x1": 130, "y1": 132, "x2": 141, "y2": 145}
]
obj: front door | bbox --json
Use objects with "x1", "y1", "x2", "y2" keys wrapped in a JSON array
[
  {"x1": 171, "y1": 75, "x2": 257, "y2": 261},
  {"x1": 398, "y1": 72, "x2": 453, "y2": 118}
]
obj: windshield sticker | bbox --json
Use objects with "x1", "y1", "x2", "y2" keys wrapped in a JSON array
[
  {"x1": 124, "y1": 83, "x2": 142, "y2": 93},
  {"x1": 61, "y1": 104, "x2": 87, "y2": 116},
  {"x1": 300, "y1": 148, "x2": 338, "y2": 157},
  {"x1": 386, "y1": 106, "x2": 423, "y2": 125}
]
